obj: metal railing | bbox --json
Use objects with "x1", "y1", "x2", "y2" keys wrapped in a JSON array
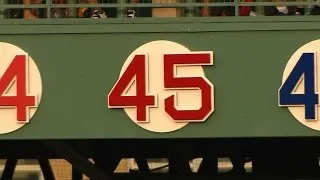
[{"x1": 0, "y1": 0, "x2": 319, "y2": 19}]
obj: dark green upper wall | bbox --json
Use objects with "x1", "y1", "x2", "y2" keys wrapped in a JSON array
[{"x1": 1, "y1": 16, "x2": 320, "y2": 34}]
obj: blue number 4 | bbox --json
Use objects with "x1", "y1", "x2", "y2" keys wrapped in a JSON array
[{"x1": 279, "y1": 53, "x2": 319, "y2": 120}]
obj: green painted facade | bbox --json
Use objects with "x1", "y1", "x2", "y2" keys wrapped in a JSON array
[{"x1": 1, "y1": 17, "x2": 320, "y2": 139}]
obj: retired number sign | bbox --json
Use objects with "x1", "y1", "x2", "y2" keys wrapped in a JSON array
[
  {"x1": 278, "y1": 40, "x2": 320, "y2": 131},
  {"x1": 108, "y1": 41, "x2": 214, "y2": 133},
  {"x1": 0, "y1": 42, "x2": 42, "y2": 135}
]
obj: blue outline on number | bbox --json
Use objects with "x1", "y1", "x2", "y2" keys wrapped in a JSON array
[{"x1": 279, "y1": 52, "x2": 319, "y2": 120}]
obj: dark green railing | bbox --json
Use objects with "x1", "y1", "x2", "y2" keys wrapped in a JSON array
[{"x1": 0, "y1": 0, "x2": 319, "y2": 19}]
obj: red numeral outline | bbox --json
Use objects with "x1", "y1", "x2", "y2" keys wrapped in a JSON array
[
  {"x1": 164, "y1": 52, "x2": 214, "y2": 122},
  {"x1": 0, "y1": 55, "x2": 37, "y2": 123},
  {"x1": 108, "y1": 55, "x2": 157, "y2": 122}
]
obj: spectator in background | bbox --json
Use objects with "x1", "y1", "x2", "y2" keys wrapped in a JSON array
[
  {"x1": 200, "y1": 0, "x2": 257, "y2": 16},
  {"x1": 124, "y1": 0, "x2": 152, "y2": 18},
  {"x1": 22, "y1": 0, "x2": 107, "y2": 19},
  {"x1": 264, "y1": 0, "x2": 304, "y2": 16},
  {"x1": 201, "y1": 0, "x2": 211, "y2": 16},
  {"x1": 78, "y1": 0, "x2": 107, "y2": 18},
  {"x1": 23, "y1": 0, "x2": 42, "y2": 19},
  {"x1": 79, "y1": 0, "x2": 151, "y2": 18},
  {"x1": 23, "y1": 0, "x2": 72, "y2": 18},
  {"x1": 310, "y1": 5, "x2": 320, "y2": 15},
  {"x1": 239, "y1": 0, "x2": 257, "y2": 16},
  {"x1": 310, "y1": 0, "x2": 320, "y2": 15}
]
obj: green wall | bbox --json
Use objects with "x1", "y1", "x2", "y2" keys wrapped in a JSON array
[{"x1": 1, "y1": 17, "x2": 320, "y2": 139}]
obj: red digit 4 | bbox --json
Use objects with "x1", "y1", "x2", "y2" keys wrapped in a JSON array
[
  {"x1": 0, "y1": 55, "x2": 37, "y2": 123},
  {"x1": 108, "y1": 55, "x2": 157, "y2": 122},
  {"x1": 164, "y1": 53, "x2": 214, "y2": 122}
]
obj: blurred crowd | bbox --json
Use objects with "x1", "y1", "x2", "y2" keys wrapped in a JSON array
[{"x1": 7, "y1": 0, "x2": 320, "y2": 19}]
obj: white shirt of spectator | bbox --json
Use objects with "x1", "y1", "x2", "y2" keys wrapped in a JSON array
[{"x1": 277, "y1": 6, "x2": 288, "y2": 15}]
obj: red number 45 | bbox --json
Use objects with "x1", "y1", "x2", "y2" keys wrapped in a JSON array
[{"x1": 108, "y1": 52, "x2": 214, "y2": 123}]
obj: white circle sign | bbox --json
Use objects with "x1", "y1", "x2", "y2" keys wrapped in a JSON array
[
  {"x1": 112, "y1": 40, "x2": 214, "y2": 133},
  {"x1": 0, "y1": 42, "x2": 42, "y2": 134},
  {"x1": 280, "y1": 39, "x2": 320, "y2": 131}
]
